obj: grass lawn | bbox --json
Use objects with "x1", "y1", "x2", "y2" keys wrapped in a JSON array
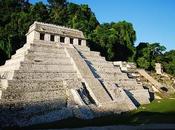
[
  {"x1": 128, "y1": 98, "x2": 175, "y2": 124},
  {"x1": 136, "y1": 98, "x2": 175, "y2": 113}
]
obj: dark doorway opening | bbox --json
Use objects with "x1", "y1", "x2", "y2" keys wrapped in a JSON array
[
  {"x1": 70, "y1": 38, "x2": 73, "y2": 44},
  {"x1": 40, "y1": 33, "x2": 44, "y2": 40},
  {"x1": 78, "y1": 39, "x2": 81, "y2": 45},
  {"x1": 60, "y1": 36, "x2": 65, "y2": 43},
  {"x1": 50, "y1": 35, "x2": 54, "y2": 41}
]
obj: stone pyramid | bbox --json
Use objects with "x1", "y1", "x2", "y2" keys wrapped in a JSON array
[{"x1": 0, "y1": 22, "x2": 150, "y2": 127}]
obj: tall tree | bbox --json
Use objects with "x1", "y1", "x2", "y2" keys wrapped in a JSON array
[
  {"x1": 160, "y1": 50, "x2": 175, "y2": 76},
  {"x1": 135, "y1": 42, "x2": 166, "y2": 70},
  {"x1": 29, "y1": 2, "x2": 49, "y2": 22},
  {"x1": 89, "y1": 21, "x2": 136, "y2": 61}
]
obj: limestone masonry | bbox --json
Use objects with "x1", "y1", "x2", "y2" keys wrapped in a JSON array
[{"x1": 0, "y1": 22, "x2": 150, "y2": 127}]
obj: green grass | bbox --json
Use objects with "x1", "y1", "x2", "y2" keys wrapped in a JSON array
[
  {"x1": 128, "y1": 98, "x2": 175, "y2": 124},
  {"x1": 135, "y1": 98, "x2": 175, "y2": 113}
]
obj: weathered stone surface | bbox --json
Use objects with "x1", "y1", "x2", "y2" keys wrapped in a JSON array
[{"x1": 0, "y1": 22, "x2": 150, "y2": 128}]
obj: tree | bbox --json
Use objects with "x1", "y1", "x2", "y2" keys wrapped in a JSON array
[
  {"x1": 135, "y1": 42, "x2": 166, "y2": 70},
  {"x1": 89, "y1": 21, "x2": 136, "y2": 61},
  {"x1": 66, "y1": 3, "x2": 99, "y2": 37},
  {"x1": 29, "y1": 2, "x2": 49, "y2": 22},
  {"x1": 160, "y1": 50, "x2": 175, "y2": 76},
  {"x1": 47, "y1": 0, "x2": 67, "y2": 8}
]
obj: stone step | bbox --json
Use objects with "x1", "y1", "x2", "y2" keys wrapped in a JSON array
[
  {"x1": 19, "y1": 63, "x2": 74, "y2": 71},
  {"x1": 2, "y1": 90, "x2": 66, "y2": 102},
  {"x1": 29, "y1": 51, "x2": 66, "y2": 57},
  {"x1": 91, "y1": 66, "x2": 122, "y2": 73},
  {"x1": 6, "y1": 80, "x2": 64, "y2": 92},
  {"x1": 85, "y1": 60, "x2": 113, "y2": 66},
  {"x1": 5, "y1": 56, "x2": 71, "y2": 66},
  {"x1": 99, "y1": 74, "x2": 128, "y2": 81},
  {"x1": 128, "y1": 89, "x2": 150, "y2": 105},
  {"x1": 16, "y1": 46, "x2": 64, "y2": 56},
  {"x1": 5, "y1": 79, "x2": 82, "y2": 92},
  {"x1": 97, "y1": 68, "x2": 122, "y2": 74},
  {"x1": 29, "y1": 45, "x2": 64, "y2": 52},
  {"x1": 0, "y1": 99, "x2": 68, "y2": 126},
  {"x1": 79, "y1": 51, "x2": 100, "y2": 57},
  {"x1": 15, "y1": 43, "x2": 30, "y2": 53},
  {"x1": 12, "y1": 51, "x2": 67, "y2": 59},
  {"x1": 15, "y1": 44, "x2": 63, "y2": 55},
  {"x1": 30, "y1": 41, "x2": 62, "y2": 49},
  {"x1": 25, "y1": 55, "x2": 70, "y2": 63},
  {"x1": 1, "y1": 61, "x2": 74, "y2": 72},
  {"x1": 81, "y1": 54, "x2": 102, "y2": 59},
  {"x1": 13, "y1": 71, "x2": 78, "y2": 80},
  {"x1": 15, "y1": 46, "x2": 29, "y2": 55},
  {"x1": 0, "y1": 64, "x2": 20, "y2": 72},
  {"x1": 116, "y1": 79, "x2": 143, "y2": 90},
  {"x1": 0, "y1": 71, "x2": 15, "y2": 80},
  {"x1": 87, "y1": 62, "x2": 114, "y2": 69},
  {"x1": 101, "y1": 81, "x2": 120, "y2": 101},
  {"x1": 84, "y1": 57, "x2": 106, "y2": 62},
  {"x1": 16, "y1": 47, "x2": 66, "y2": 56},
  {"x1": 17, "y1": 41, "x2": 64, "y2": 51},
  {"x1": 74, "y1": 45, "x2": 90, "y2": 51},
  {"x1": 22, "y1": 60, "x2": 71, "y2": 65},
  {"x1": 88, "y1": 65, "x2": 116, "y2": 73},
  {"x1": 100, "y1": 78, "x2": 143, "y2": 91},
  {"x1": 99, "y1": 72, "x2": 128, "y2": 79},
  {"x1": 5, "y1": 56, "x2": 25, "y2": 66},
  {"x1": 25, "y1": 90, "x2": 66, "y2": 102},
  {"x1": 11, "y1": 54, "x2": 67, "y2": 62}
]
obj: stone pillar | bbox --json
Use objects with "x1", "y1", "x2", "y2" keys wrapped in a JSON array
[
  {"x1": 81, "y1": 40, "x2": 86, "y2": 46},
  {"x1": 65, "y1": 37, "x2": 70, "y2": 44},
  {"x1": 45, "y1": 33, "x2": 50, "y2": 42},
  {"x1": 26, "y1": 30, "x2": 40, "y2": 43},
  {"x1": 55, "y1": 35, "x2": 60, "y2": 43},
  {"x1": 73, "y1": 38, "x2": 79, "y2": 45},
  {"x1": 155, "y1": 63, "x2": 163, "y2": 75}
]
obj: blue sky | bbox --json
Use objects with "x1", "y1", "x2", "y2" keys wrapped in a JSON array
[{"x1": 30, "y1": 0, "x2": 175, "y2": 51}]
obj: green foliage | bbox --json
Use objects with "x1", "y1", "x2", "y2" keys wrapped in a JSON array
[
  {"x1": 48, "y1": 0, "x2": 67, "y2": 8},
  {"x1": 90, "y1": 21, "x2": 136, "y2": 61},
  {"x1": 66, "y1": 3, "x2": 99, "y2": 37},
  {"x1": 0, "y1": 0, "x2": 31, "y2": 58},
  {"x1": 160, "y1": 50, "x2": 175, "y2": 76},
  {"x1": 0, "y1": 0, "x2": 174, "y2": 77},
  {"x1": 0, "y1": 0, "x2": 99, "y2": 65},
  {"x1": 135, "y1": 42, "x2": 166, "y2": 70},
  {"x1": 30, "y1": 2, "x2": 49, "y2": 22}
]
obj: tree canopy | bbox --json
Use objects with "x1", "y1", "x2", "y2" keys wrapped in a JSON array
[
  {"x1": 135, "y1": 42, "x2": 166, "y2": 70},
  {"x1": 89, "y1": 21, "x2": 136, "y2": 61},
  {"x1": 0, "y1": 0, "x2": 174, "y2": 76}
]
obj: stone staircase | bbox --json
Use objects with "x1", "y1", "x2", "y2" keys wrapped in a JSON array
[
  {"x1": 0, "y1": 41, "x2": 84, "y2": 126},
  {"x1": 74, "y1": 45, "x2": 150, "y2": 106},
  {"x1": 0, "y1": 42, "x2": 151, "y2": 127}
]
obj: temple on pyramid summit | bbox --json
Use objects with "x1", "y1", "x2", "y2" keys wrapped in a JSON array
[{"x1": 0, "y1": 22, "x2": 150, "y2": 127}]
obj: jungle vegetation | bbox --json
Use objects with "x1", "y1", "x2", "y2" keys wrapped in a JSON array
[{"x1": 0, "y1": 0, "x2": 174, "y2": 76}]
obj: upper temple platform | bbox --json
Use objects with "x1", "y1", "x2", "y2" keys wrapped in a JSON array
[{"x1": 26, "y1": 21, "x2": 86, "y2": 45}]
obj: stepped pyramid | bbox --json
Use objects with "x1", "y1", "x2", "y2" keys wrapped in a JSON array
[{"x1": 0, "y1": 22, "x2": 150, "y2": 127}]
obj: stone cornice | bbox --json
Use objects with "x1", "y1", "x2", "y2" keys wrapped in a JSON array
[{"x1": 26, "y1": 21, "x2": 86, "y2": 39}]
